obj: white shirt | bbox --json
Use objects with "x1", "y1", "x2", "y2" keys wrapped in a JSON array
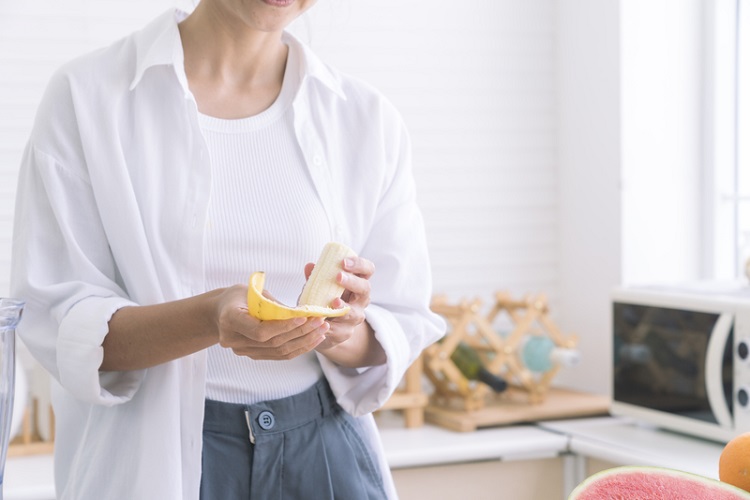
[
  {"x1": 11, "y1": 8, "x2": 445, "y2": 500},
  {"x1": 199, "y1": 43, "x2": 325, "y2": 404}
]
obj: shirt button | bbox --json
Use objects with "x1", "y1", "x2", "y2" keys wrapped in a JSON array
[
  {"x1": 313, "y1": 155, "x2": 323, "y2": 166},
  {"x1": 258, "y1": 411, "x2": 275, "y2": 430}
]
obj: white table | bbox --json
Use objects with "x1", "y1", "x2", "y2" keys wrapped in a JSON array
[
  {"x1": 376, "y1": 410, "x2": 568, "y2": 468},
  {"x1": 3, "y1": 454, "x2": 55, "y2": 500},
  {"x1": 2, "y1": 415, "x2": 730, "y2": 500},
  {"x1": 538, "y1": 415, "x2": 726, "y2": 495}
]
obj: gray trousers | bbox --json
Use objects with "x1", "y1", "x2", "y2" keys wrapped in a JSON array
[{"x1": 200, "y1": 378, "x2": 386, "y2": 499}]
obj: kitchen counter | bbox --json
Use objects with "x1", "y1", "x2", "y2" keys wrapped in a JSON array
[
  {"x1": 4, "y1": 454, "x2": 55, "y2": 500},
  {"x1": 539, "y1": 416, "x2": 725, "y2": 480},
  {"x1": 3, "y1": 413, "x2": 569, "y2": 500},
  {"x1": 2, "y1": 414, "x2": 731, "y2": 500},
  {"x1": 375, "y1": 410, "x2": 568, "y2": 468}
]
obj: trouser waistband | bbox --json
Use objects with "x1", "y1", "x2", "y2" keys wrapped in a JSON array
[{"x1": 203, "y1": 378, "x2": 337, "y2": 440}]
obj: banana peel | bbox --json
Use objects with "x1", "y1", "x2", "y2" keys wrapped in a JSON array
[{"x1": 246, "y1": 271, "x2": 350, "y2": 321}]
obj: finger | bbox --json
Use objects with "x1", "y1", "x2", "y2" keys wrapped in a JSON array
[
  {"x1": 328, "y1": 300, "x2": 366, "y2": 326},
  {"x1": 224, "y1": 312, "x2": 309, "y2": 343},
  {"x1": 337, "y1": 271, "x2": 371, "y2": 298},
  {"x1": 303, "y1": 262, "x2": 315, "y2": 280},
  {"x1": 235, "y1": 322, "x2": 329, "y2": 359},
  {"x1": 259, "y1": 317, "x2": 326, "y2": 348},
  {"x1": 342, "y1": 256, "x2": 375, "y2": 278}
]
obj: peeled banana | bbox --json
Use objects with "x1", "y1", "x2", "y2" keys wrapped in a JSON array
[
  {"x1": 298, "y1": 242, "x2": 357, "y2": 308},
  {"x1": 246, "y1": 242, "x2": 357, "y2": 321}
]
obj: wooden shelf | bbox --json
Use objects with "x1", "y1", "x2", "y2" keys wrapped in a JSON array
[{"x1": 425, "y1": 386, "x2": 611, "y2": 432}]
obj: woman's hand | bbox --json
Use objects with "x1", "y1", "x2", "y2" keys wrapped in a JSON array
[
  {"x1": 305, "y1": 256, "x2": 386, "y2": 368},
  {"x1": 214, "y1": 285, "x2": 329, "y2": 360}
]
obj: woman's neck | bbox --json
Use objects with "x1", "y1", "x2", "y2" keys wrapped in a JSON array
[{"x1": 178, "y1": 2, "x2": 289, "y2": 119}]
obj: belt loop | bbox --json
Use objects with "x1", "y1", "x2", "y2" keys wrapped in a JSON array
[{"x1": 316, "y1": 379, "x2": 331, "y2": 418}]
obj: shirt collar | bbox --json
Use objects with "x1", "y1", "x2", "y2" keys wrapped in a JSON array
[
  {"x1": 129, "y1": 9, "x2": 346, "y2": 101},
  {"x1": 282, "y1": 31, "x2": 347, "y2": 101},
  {"x1": 129, "y1": 9, "x2": 189, "y2": 94}
]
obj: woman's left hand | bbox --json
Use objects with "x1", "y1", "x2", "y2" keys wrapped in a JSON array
[{"x1": 303, "y1": 256, "x2": 385, "y2": 367}]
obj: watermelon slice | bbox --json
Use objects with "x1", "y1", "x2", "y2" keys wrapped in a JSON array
[{"x1": 569, "y1": 466, "x2": 750, "y2": 499}]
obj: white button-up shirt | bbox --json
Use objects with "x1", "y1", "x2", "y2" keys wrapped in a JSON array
[{"x1": 11, "y1": 9, "x2": 445, "y2": 500}]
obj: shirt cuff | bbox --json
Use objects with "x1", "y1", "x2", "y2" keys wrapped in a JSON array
[
  {"x1": 57, "y1": 296, "x2": 145, "y2": 406},
  {"x1": 318, "y1": 303, "x2": 410, "y2": 417}
]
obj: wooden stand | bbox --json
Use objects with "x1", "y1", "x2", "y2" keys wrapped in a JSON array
[
  {"x1": 424, "y1": 297, "x2": 505, "y2": 411},
  {"x1": 488, "y1": 292, "x2": 578, "y2": 404},
  {"x1": 8, "y1": 398, "x2": 54, "y2": 457},
  {"x1": 425, "y1": 386, "x2": 610, "y2": 432},
  {"x1": 422, "y1": 293, "x2": 607, "y2": 431},
  {"x1": 378, "y1": 356, "x2": 428, "y2": 428}
]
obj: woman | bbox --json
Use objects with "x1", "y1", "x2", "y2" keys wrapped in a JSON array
[{"x1": 11, "y1": 0, "x2": 444, "y2": 499}]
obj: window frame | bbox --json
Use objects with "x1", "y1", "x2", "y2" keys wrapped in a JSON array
[{"x1": 702, "y1": 0, "x2": 741, "y2": 279}]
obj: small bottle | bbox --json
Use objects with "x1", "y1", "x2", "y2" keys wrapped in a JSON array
[
  {"x1": 451, "y1": 342, "x2": 508, "y2": 393},
  {"x1": 520, "y1": 336, "x2": 580, "y2": 373}
]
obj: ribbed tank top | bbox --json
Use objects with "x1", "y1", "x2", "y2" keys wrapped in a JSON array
[{"x1": 199, "y1": 44, "x2": 329, "y2": 404}]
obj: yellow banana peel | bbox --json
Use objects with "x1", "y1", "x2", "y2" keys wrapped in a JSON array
[{"x1": 247, "y1": 242, "x2": 357, "y2": 321}]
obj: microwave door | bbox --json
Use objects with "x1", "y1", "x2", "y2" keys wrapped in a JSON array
[{"x1": 705, "y1": 313, "x2": 734, "y2": 429}]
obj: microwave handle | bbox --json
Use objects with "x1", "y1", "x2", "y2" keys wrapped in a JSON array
[{"x1": 705, "y1": 313, "x2": 734, "y2": 429}]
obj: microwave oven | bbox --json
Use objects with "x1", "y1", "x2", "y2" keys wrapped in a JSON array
[{"x1": 611, "y1": 282, "x2": 750, "y2": 443}]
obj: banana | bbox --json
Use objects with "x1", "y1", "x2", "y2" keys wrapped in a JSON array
[
  {"x1": 246, "y1": 242, "x2": 357, "y2": 321},
  {"x1": 299, "y1": 242, "x2": 357, "y2": 307}
]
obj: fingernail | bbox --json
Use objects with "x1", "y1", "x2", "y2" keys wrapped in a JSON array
[
  {"x1": 294, "y1": 317, "x2": 307, "y2": 325},
  {"x1": 344, "y1": 258, "x2": 354, "y2": 269}
]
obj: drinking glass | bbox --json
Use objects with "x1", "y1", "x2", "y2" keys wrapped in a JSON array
[{"x1": 0, "y1": 299, "x2": 22, "y2": 500}]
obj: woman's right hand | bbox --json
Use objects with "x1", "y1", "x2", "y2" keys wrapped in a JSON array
[{"x1": 214, "y1": 285, "x2": 329, "y2": 360}]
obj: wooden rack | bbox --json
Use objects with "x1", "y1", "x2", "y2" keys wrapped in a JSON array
[
  {"x1": 8, "y1": 397, "x2": 54, "y2": 457},
  {"x1": 378, "y1": 356, "x2": 428, "y2": 428},
  {"x1": 425, "y1": 292, "x2": 579, "y2": 408}
]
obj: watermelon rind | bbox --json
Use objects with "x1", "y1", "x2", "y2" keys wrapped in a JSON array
[{"x1": 568, "y1": 465, "x2": 750, "y2": 499}]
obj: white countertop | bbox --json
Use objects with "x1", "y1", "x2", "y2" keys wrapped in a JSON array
[
  {"x1": 538, "y1": 416, "x2": 726, "y2": 480},
  {"x1": 4, "y1": 454, "x2": 55, "y2": 500},
  {"x1": 1, "y1": 413, "x2": 571, "y2": 500},
  {"x1": 374, "y1": 411, "x2": 569, "y2": 469},
  {"x1": 2, "y1": 414, "x2": 730, "y2": 499}
]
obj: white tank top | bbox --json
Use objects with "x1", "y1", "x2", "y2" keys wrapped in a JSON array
[{"x1": 199, "y1": 43, "x2": 329, "y2": 404}]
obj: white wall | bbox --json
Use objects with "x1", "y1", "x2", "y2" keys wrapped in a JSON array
[
  {"x1": 555, "y1": 0, "x2": 622, "y2": 396},
  {"x1": 620, "y1": 0, "x2": 704, "y2": 286},
  {"x1": 1, "y1": 1, "x2": 563, "y2": 387},
  {"x1": 0, "y1": 0, "x2": 193, "y2": 296},
  {"x1": 1, "y1": 2, "x2": 561, "y2": 308},
  {"x1": 290, "y1": 0, "x2": 562, "y2": 304},
  {"x1": 1, "y1": 1, "x2": 713, "y2": 401},
  {"x1": 555, "y1": 0, "x2": 709, "y2": 397}
]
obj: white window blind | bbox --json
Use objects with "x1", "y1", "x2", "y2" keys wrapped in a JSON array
[{"x1": 1, "y1": 1, "x2": 560, "y2": 309}]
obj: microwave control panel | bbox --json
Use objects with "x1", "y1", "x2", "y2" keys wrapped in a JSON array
[{"x1": 734, "y1": 303, "x2": 750, "y2": 433}]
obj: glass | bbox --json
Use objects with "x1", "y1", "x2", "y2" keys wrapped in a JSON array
[
  {"x1": 0, "y1": 299, "x2": 23, "y2": 500},
  {"x1": 613, "y1": 302, "x2": 733, "y2": 424}
]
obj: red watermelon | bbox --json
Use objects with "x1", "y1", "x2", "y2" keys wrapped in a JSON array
[{"x1": 569, "y1": 466, "x2": 750, "y2": 499}]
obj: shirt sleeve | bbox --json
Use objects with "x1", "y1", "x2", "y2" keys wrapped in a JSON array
[
  {"x1": 11, "y1": 144, "x2": 144, "y2": 406},
  {"x1": 318, "y1": 113, "x2": 446, "y2": 417}
]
